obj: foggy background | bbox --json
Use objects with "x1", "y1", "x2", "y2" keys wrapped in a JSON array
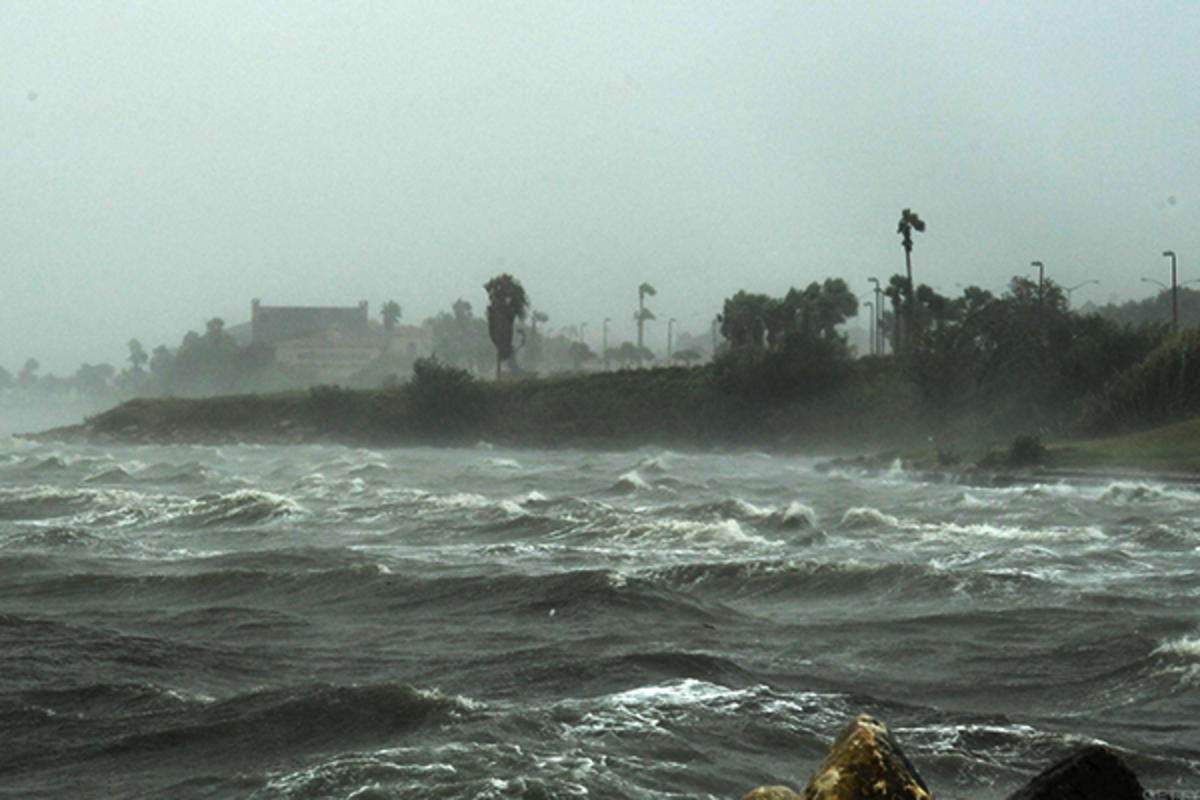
[{"x1": 4, "y1": 2, "x2": 1199, "y2": 375}]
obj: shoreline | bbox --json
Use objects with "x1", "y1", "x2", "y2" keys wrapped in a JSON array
[{"x1": 20, "y1": 392, "x2": 1200, "y2": 488}]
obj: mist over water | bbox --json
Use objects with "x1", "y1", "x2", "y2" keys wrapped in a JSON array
[
  {"x1": 0, "y1": 403, "x2": 92, "y2": 440},
  {"x1": 0, "y1": 439, "x2": 1197, "y2": 798}
]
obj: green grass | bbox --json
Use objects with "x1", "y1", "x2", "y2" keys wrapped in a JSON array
[{"x1": 1049, "y1": 418, "x2": 1200, "y2": 472}]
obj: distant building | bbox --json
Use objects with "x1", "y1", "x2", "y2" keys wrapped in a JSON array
[
  {"x1": 251, "y1": 300, "x2": 370, "y2": 345},
  {"x1": 385, "y1": 324, "x2": 434, "y2": 360},
  {"x1": 251, "y1": 300, "x2": 379, "y2": 382}
]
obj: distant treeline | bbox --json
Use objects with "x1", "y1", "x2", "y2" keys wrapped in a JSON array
[{"x1": 8, "y1": 272, "x2": 1198, "y2": 445}]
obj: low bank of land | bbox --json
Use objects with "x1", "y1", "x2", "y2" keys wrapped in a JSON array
[{"x1": 24, "y1": 365, "x2": 1200, "y2": 480}]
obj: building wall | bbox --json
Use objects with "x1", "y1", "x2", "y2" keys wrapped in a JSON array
[
  {"x1": 386, "y1": 324, "x2": 435, "y2": 360},
  {"x1": 273, "y1": 340, "x2": 381, "y2": 382},
  {"x1": 251, "y1": 300, "x2": 370, "y2": 345}
]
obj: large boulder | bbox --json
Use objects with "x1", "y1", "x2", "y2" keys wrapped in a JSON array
[
  {"x1": 1006, "y1": 744, "x2": 1144, "y2": 800},
  {"x1": 740, "y1": 788, "x2": 800, "y2": 800},
  {"x1": 740, "y1": 715, "x2": 929, "y2": 800},
  {"x1": 738, "y1": 716, "x2": 1145, "y2": 800},
  {"x1": 800, "y1": 715, "x2": 930, "y2": 800}
]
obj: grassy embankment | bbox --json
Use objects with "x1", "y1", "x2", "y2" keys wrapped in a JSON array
[
  {"x1": 36, "y1": 356, "x2": 1200, "y2": 476},
  {"x1": 45, "y1": 361, "x2": 927, "y2": 453}
]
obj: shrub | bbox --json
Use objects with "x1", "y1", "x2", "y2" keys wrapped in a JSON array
[
  {"x1": 406, "y1": 357, "x2": 487, "y2": 439},
  {"x1": 1007, "y1": 434, "x2": 1047, "y2": 467},
  {"x1": 304, "y1": 384, "x2": 365, "y2": 435}
]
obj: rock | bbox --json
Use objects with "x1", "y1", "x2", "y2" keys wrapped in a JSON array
[
  {"x1": 740, "y1": 788, "x2": 801, "y2": 800},
  {"x1": 738, "y1": 717, "x2": 1147, "y2": 800},
  {"x1": 1006, "y1": 744, "x2": 1143, "y2": 800},
  {"x1": 800, "y1": 715, "x2": 930, "y2": 800}
]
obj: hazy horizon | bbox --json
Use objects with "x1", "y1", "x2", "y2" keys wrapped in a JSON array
[{"x1": 5, "y1": 3, "x2": 1199, "y2": 374}]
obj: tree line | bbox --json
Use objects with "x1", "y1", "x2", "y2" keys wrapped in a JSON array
[{"x1": 4, "y1": 210, "x2": 1191, "y2": 441}]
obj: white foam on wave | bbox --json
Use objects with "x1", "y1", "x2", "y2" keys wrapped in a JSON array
[
  {"x1": 427, "y1": 492, "x2": 494, "y2": 511},
  {"x1": 838, "y1": 507, "x2": 902, "y2": 529},
  {"x1": 1097, "y1": 482, "x2": 1174, "y2": 505},
  {"x1": 772, "y1": 501, "x2": 817, "y2": 528},
  {"x1": 1150, "y1": 635, "x2": 1200, "y2": 688},
  {"x1": 497, "y1": 499, "x2": 528, "y2": 517},
  {"x1": 485, "y1": 458, "x2": 522, "y2": 470},
  {"x1": 613, "y1": 470, "x2": 651, "y2": 493},
  {"x1": 644, "y1": 517, "x2": 773, "y2": 547},
  {"x1": 954, "y1": 491, "x2": 998, "y2": 509},
  {"x1": 1153, "y1": 635, "x2": 1200, "y2": 659},
  {"x1": 175, "y1": 489, "x2": 308, "y2": 527},
  {"x1": 634, "y1": 455, "x2": 669, "y2": 474},
  {"x1": 518, "y1": 490, "x2": 549, "y2": 506},
  {"x1": 727, "y1": 497, "x2": 768, "y2": 517},
  {"x1": 918, "y1": 520, "x2": 1098, "y2": 544},
  {"x1": 587, "y1": 680, "x2": 851, "y2": 738}
]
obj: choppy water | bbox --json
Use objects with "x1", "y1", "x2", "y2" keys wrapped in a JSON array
[{"x1": 0, "y1": 439, "x2": 1197, "y2": 799}]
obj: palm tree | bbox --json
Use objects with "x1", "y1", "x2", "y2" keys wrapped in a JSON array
[
  {"x1": 381, "y1": 300, "x2": 402, "y2": 341},
  {"x1": 484, "y1": 273, "x2": 530, "y2": 381},
  {"x1": 636, "y1": 282, "x2": 656, "y2": 353},
  {"x1": 896, "y1": 208, "x2": 926, "y2": 351}
]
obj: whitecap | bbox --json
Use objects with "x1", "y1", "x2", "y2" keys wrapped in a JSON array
[
  {"x1": 611, "y1": 470, "x2": 651, "y2": 494},
  {"x1": 838, "y1": 506, "x2": 899, "y2": 529},
  {"x1": 1153, "y1": 635, "x2": 1200, "y2": 659},
  {"x1": 767, "y1": 501, "x2": 816, "y2": 530},
  {"x1": 519, "y1": 490, "x2": 550, "y2": 506}
]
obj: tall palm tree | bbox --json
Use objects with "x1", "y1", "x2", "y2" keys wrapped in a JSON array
[
  {"x1": 896, "y1": 208, "x2": 926, "y2": 351},
  {"x1": 484, "y1": 273, "x2": 530, "y2": 381},
  {"x1": 381, "y1": 301, "x2": 402, "y2": 343},
  {"x1": 636, "y1": 282, "x2": 656, "y2": 352}
]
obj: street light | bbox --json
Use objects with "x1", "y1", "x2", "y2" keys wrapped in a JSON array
[
  {"x1": 868, "y1": 277, "x2": 883, "y2": 355},
  {"x1": 602, "y1": 318, "x2": 611, "y2": 370},
  {"x1": 1064, "y1": 279, "x2": 1099, "y2": 308},
  {"x1": 1142, "y1": 273, "x2": 1200, "y2": 328},
  {"x1": 1164, "y1": 250, "x2": 1178, "y2": 330},
  {"x1": 667, "y1": 318, "x2": 678, "y2": 360},
  {"x1": 1031, "y1": 261, "x2": 1045, "y2": 303},
  {"x1": 862, "y1": 301, "x2": 874, "y2": 356}
]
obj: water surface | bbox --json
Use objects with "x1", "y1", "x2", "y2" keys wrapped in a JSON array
[{"x1": 1, "y1": 440, "x2": 1196, "y2": 798}]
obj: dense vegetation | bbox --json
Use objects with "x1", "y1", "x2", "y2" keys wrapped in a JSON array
[{"x1": 10, "y1": 205, "x2": 1200, "y2": 450}]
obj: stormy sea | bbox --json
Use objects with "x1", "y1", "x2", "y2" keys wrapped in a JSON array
[{"x1": 1, "y1": 438, "x2": 1197, "y2": 799}]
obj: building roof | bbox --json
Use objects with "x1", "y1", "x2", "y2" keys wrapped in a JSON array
[{"x1": 251, "y1": 300, "x2": 370, "y2": 345}]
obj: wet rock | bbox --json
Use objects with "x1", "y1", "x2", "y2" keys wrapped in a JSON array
[
  {"x1": 1006, "y1": 744, "x2": 1143, "y2": 800},
  {"x1": 740, "y1": 788, "x2": 800, "y2": 800},
  {"x1": 799, "y1": 715, "x2": 930, "y2": 800},
  {"x1": 740, "y1": 715, "x2": 929, "y2": 800},
  {"x1": 738, "y1": 717, "x2": 1148, "y2": 800}
]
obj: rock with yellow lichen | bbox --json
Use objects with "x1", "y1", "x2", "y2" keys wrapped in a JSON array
[
  {"x1": 740, "y1": 788, "x2": 801, "y2": 800},
  {"x1": 739, "y1": 714, "x2": 1147, "y2": 800},
  {"x1": 739, "y1": 715, "x2": 928, "y2": 800},
  {"x1": 799, "y1": 715, "x2": 930, "y2": 800}
]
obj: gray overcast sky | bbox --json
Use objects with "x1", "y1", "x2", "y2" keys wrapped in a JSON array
[{"x1": 4, "y1": 2, "x2": 1199, "y2": 373}]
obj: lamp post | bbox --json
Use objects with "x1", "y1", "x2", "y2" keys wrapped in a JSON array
[
  {"x1": 602, "y1": 318, "x2": 611, "y2": 370},
  {"x1": 1064, "y1": 280, "x2": 1099, "y2": 308},
  {"x1": 1164, "y1": 250, "x2": 1178, "y2": 330},
  {"x1": 668, "y1": 318, "x2": 678, "y2": 361},
  {"x1": 868, "y1": 277, "x2": 883, "y2": 355},
  {"x1": 862, "y1": 301, "x2": 874, "y2": 356},
  {"x1": 1031, "y1": 261, "x2": 1045, "y2": 304}
]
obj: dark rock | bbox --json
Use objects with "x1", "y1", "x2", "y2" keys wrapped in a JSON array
[{"x1": 1006, "y1": 744, "x2": 1144, "y2": 800}]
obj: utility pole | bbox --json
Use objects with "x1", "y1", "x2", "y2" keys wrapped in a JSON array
[
  {"x1": 602, "y1": 318, "x2": 611, "y2": 370},
  {"x1": 868, "y1": 277, "x2": 883, "y2": 354},
  {"x1": 1164, "y1": 250, "x2": 1178, "y2": 330}
]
